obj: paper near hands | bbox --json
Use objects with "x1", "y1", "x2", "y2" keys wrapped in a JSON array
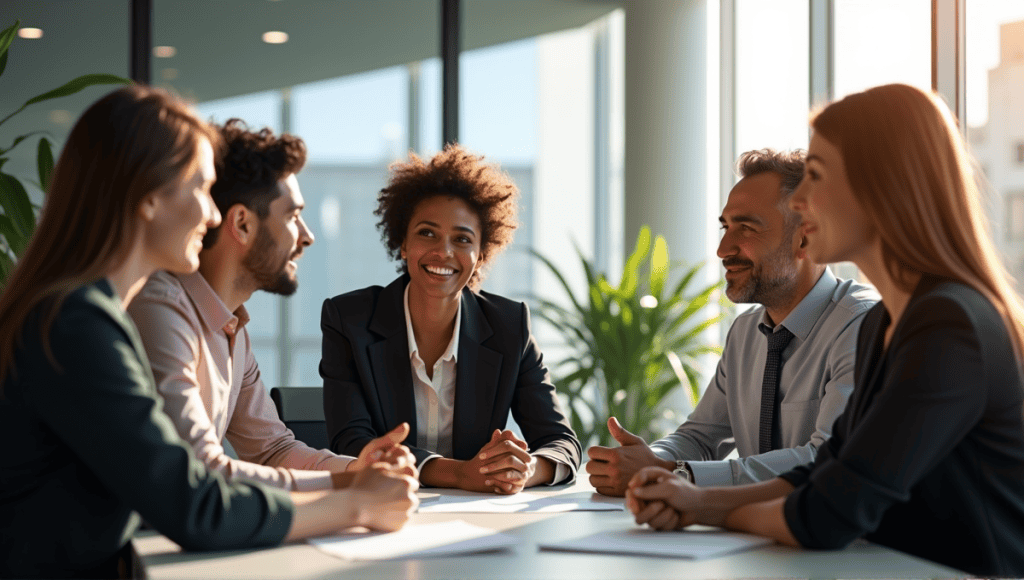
[
  {"x1": 308, "y1": 520, "x2": 517, "y2": 560},
  {"x1": 417, "y1": 491, "x2": 624, "y2": 513}
]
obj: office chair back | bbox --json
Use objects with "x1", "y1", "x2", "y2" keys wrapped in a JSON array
[{"x1": 269, "y1": 386, "x2": 329, "y2": 450}]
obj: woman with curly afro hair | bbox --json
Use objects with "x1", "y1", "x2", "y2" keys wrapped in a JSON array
[{"x1": 321, "y1": 144, "x2": 582, "y2": 494}]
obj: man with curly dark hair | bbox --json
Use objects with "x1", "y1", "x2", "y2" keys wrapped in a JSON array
[
  {"x1": 129, "y1": 119, "x2": 416, "y2": 494},
  {"x1": 322, "y1": 144, "x2": 582, "y2": 494}
]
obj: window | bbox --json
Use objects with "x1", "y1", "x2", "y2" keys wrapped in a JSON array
[
  {"x1": 1007, "y1": 194, "x2": 1024, "y2": 242},
  {"x1": 966, "y1": 3, "x2": 1024, "y2": 287},
  {"x1": 154, "y1": 0, "x2": 442, "y2": 387}
]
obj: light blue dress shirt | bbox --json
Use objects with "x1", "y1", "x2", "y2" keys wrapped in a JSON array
[{"x1": 651, "y1": 268, "x2": 879, "y2": 486}]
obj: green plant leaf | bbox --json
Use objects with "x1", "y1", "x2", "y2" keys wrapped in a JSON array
[
  {"x1": 0, "y1": 214, "x2": 26, "y2": 256},
  {"x1": 0, "y1": 173, "x2": 35, "y2": 236},
  {"x1": 527, "y1": 247, "x2": 585, "y2": 314},
  {"x1": 37, "y1": 137, "x2": 53, "y2": 191},
  {"x1": 0, "y1": 73, "x2": 131, "y2": 129},
  {"x1": 0, "y1": 130, "x2": 46, "y2": 156},
  {"x1": 0, "y1": 249, "x2": 14, "y2": 288},
  {"x1": 0, "y1": 50, "x2": 8, "y2": 80},
  {"x1": 649, "y1": 234, "x2": 669, "y2": 297},
  {"x1": 0, "y1": 20, "x2": 18, "y2": 63},
  {"x1": 619, "y1": 226, "x2": 650, "y2": 296}
]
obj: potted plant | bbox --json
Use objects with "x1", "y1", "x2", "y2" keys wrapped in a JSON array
[
  {"x1": 0, "y1": 19, "x2": 130, "y2": 287},
  {"x1": 530, "y1": 226, "x2": 725, "y2": 447}
]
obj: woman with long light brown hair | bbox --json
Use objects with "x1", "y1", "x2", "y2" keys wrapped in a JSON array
[
  {"x1": 0, "y1": 86, "x2": 417, "y2": 579},
  {"x1": 625, "y1": 84, "x2": 1024, "y2": 577}
]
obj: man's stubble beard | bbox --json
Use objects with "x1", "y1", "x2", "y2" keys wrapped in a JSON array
[{"x1": 241, "y1": 226, "x2": 299, "y2": 297}]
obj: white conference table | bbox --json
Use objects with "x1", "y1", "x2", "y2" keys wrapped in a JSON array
[{"x1": 135, "y1": 478, "x2": 965, "y2": 580}]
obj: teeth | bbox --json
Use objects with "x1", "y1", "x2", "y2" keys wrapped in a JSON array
[{"x1": 425, "y1": 265, "x2": 454, "y2": 276}]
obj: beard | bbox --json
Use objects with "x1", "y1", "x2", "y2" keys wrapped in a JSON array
[
  {"x1": 241, "y1": 226, "x2": 299, "y2": 296},
  {"x1": 723, "y1": 240, "x2": 798, "y2": 309}
]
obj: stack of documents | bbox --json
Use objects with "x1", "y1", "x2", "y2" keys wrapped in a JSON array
[
  {"x1": 539, "y1": 528, "x2": 772, "y2": 560},
  {"x1": 308, "y1": 520, "x2": 518, "y2": 560}
]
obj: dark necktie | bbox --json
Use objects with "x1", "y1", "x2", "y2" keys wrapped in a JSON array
[{"x1": 758, "y1": 324, "x2": 795, "y2": 454}]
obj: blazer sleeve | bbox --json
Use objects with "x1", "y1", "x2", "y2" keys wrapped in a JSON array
[
  {"x1": 320, "y1": 297, "x2": 438, "y2": 466},
  {"x1": 782, "y1": 294, "x2": 988, "y2": 550},
  {"x1": 509, "y1": 301, "x2": 583, "y2": 481},
  {"x1": 25, "y1": 302, "x2": 292, "y2": 551}
]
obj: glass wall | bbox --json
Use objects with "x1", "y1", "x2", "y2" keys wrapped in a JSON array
[
  {"x1": 734, "y1": 0, "x2": 810, "y2": 155},
  {"x1": 154, "y1": 0, "x2": 442, "y2": 387},
  {"x1": 152, "y1": 0, "x2": 623, "y2": 389},
  {"x1": 0, "y1": 2, "x2": 129, "y2": 206},
  {"x1": 833, "y1": 0, "x2": 931, "y2": 99},
  {"x1": 966, "y1": 3, "x2": 1024, "y2": 288}
]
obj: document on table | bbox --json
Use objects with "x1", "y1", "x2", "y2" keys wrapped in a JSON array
[
  {"x1": 539, "y1": 527, "x2": 773, "y2": 560},
  {"x1": 308, "y1": 520, "x2": 518, "y2": 560},
  {"x1": 417, "y1": 491, "x2": 624, "y2": 513}
]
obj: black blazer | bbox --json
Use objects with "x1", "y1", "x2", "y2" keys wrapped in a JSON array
[
  {"x1": 321, "y1": 275, "x2": 581, "y2": 477},
  {"x1": 781, "y1": 277, "x2": 1024, "y2": 577},
  {"x1": 0, "y1": 280, "x2": 291, "y2": 579}
]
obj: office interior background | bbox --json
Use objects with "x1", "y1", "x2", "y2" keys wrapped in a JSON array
[{"x1": 1, "y1": 0, "x2": 1022, "y2": 422}]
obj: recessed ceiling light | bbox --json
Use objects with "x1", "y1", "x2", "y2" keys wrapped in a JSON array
[
  {"x1": 18, "y1": 28, "x2": 43, "y2": 39},
  {"x1": 49, "y1": 110, "x2": 71, "y2": 124},
  {"x1": 153, "y1": 46, "x2": 177, "y2": 58},
  {"x1": 262, "y1": 31, "x2": 288, "y2": 44}
]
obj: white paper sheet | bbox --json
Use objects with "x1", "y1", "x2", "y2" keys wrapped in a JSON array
[
  {"x1": 307, "y1": 520, "x2": 518, "y2": 560},
  {"x1": 539, "y1": 528, "x2": 773, "y2": 560},
  {"x1": 417, "y1": 491, "x2": 624, "y2": 513}
]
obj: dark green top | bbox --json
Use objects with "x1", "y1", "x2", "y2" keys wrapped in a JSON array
[{"x1": 0, "y1": 279, "x2": 293, "y2": 578}]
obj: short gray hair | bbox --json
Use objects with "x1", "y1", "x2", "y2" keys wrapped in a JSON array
[
  {"x1": 736, "y1": 148, "x2": 807, "y2": 198},
  {"x1": 736, "y1": 148, "x2": 807, "y2": 231}
]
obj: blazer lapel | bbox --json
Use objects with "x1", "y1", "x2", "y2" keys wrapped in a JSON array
[
  {"x1": 367, "y1": 276, "x2": 418, "y2": 442},
  {"x1": 452, "y1": 289, "x2": 504, "y2": 460}
]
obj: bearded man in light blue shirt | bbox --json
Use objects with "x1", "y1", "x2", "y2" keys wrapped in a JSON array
[{"x1": 587, "y1": 149, "x2": 879, "y2": 496}]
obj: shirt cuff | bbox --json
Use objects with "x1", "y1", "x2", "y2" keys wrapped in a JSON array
[
  {"x1": 532, "y1": 449, "x2": 574, "y2": 485},
  {"x1": 684, "y1": 459, "x2": 734, "y2": 487},
  {"x1": 650, "y1": 445, "x2": 678, "y2": 462},
  {"x1": 415, "y1": 454, "x2": 444, "y2": 486},
  {"x1": 289, "y1": 470, "x2": 336, "y2": 492}
]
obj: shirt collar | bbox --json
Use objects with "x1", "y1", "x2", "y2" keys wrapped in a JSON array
[
  {"x1": 175, "y1": 270, "x2": 249, "y2": 337},
  {"x1": 404, "y1": 282, "x2": 461, "y2": 364},
  {"x1": 762, "y1": 267, "x2": 838, "y2": 341}
]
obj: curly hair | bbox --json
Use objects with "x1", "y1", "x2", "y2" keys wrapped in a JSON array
[
  {"x1": 375, "y1": 144, "x2": 519, "y2": 289},
  {"x1": 203, "y1": 118, "x2": 308, "y2": 248}
]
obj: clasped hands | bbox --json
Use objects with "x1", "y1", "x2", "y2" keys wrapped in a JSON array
[
  {"x1": 461, "y1": 429, "x2": 541, "y2": 494},
  {"x1": 332, "y1": 423, "x2": 418, "y2": 490}
]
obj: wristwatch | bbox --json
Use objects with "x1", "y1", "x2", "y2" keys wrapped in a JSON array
[{"x1": 673, "y1": 460, "x2": 694, "y2": 483}]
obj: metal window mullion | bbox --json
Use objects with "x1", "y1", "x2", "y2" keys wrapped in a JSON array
[
  {"x1": 277, "y1": 88, "x2": 293, "y2": 388},
  {"x1": 130, "y1": 0, "x2": 152, "y2": 83},
  {"x1": 809, "y1": 0, "x2": 834, "y2": 115},
  {"x1": 932, "y1": 0, "x2": 966, "y2": 133},
  {"x1": 441, "y1": 0, "x2": 460, "y2": 146}
]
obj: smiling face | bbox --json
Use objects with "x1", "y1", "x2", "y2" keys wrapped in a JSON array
[
  {"x1": 790, "y1": 133, "x2": 875, "y2": 265},
  {"x1": 717, "y1": 171, "x2": 801, "y2": 307},
  {"x1": 241, "y1": 173, "x2": 314, "y2": 296},
  {"x1": 401, "y1": 195, "x2": 481, "y2": 300},
  {"x1": 142, "y1": 137, "x2": 221, "y2": 273}
]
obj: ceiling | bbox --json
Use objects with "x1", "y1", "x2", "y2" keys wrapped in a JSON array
[{"x1": 0, "y1": 0, "x2": 620, "y2": 185}]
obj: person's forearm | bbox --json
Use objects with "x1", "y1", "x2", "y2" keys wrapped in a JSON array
[
  {"x1": 724, "y1": 497, "x2": 800, "y2": 546},
  {"x1": 694, "y1": 477, "x2": 795, "y2": 527},
  {"x1": 525, "y1": 455, "x2": 555, "y2": 487},
  {"x1": 419, "y1": 457, "x2": 465, "y2": 488},
  {"x1": 283, "y1": 490, "x2": 358, "y2": 542}
]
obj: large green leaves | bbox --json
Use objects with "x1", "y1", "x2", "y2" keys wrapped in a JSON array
[
  {"x1": 531, "y1": 227, "x2": 726, "y2": 446},
  {"x1": 0, "y1": 73, "x2": 131, "y2": 129}
]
